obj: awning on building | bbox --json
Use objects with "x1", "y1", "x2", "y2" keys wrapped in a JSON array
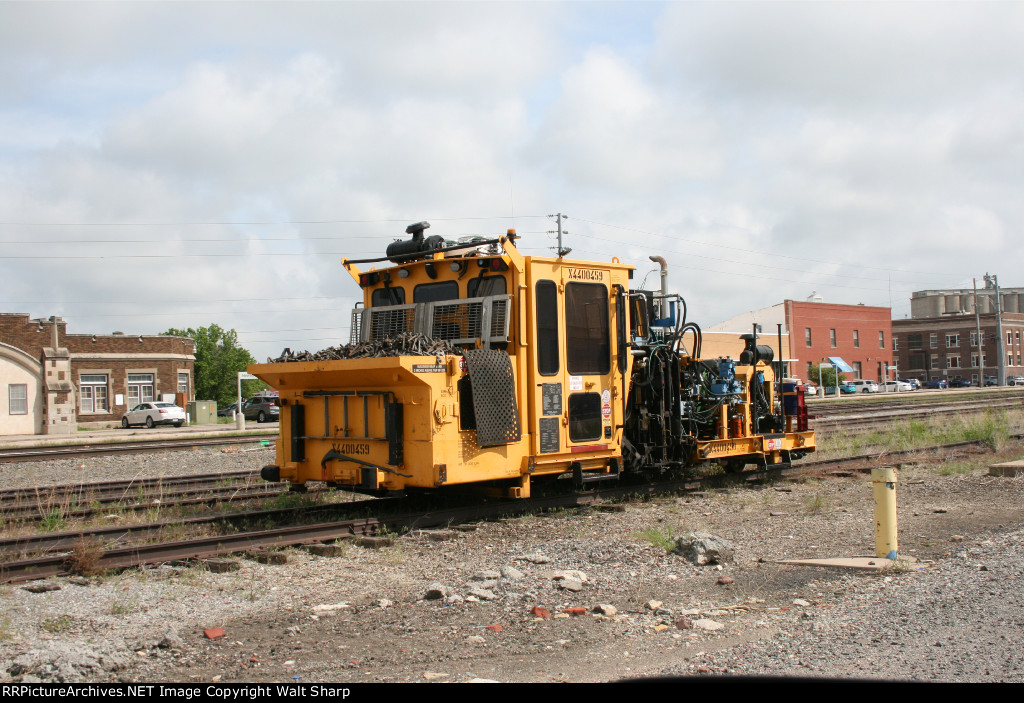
[{"x1": 828, "y1": 356, "x2": 854, "y2": 373}]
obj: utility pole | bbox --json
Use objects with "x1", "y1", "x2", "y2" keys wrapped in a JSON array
[
  {"x1": 548, "y1": 213, "x2": 571, "y2": 257},
  {"x1": 974, "y1": 278, "x2": 983, "y2": 384},
  {"x1": 993, "y1": 273, "x2": 1006, "y2": 385}
]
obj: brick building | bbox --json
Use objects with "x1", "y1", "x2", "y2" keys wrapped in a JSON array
[
  {"x1": 0, "y1": 313, "x2": 195, "y2": 435},
  {"x1": 707, "y1": 299, "x2": 894, "y2": 382},
  {"x1": 893, "y1": 287, "x2": 1024, "y2": 384}
]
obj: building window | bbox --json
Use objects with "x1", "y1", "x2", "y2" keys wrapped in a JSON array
[
  {"x1": 9, "y1": 384, "x2": 28, "y2": 415},
  {"x1": 127, "y1": 373, "x2": 155, "y2": 406},
  {"x1": 830, "y1": 329, "x2": 836, "y2": 348},
  {"x1": 931, "y1": 354, "x2": 939, "y2": 368},
  {"x1": 930, "y1": 333, "x2": 938, "y2": 349},
  {"x1": 893, "y1": 336, "x2": 899, "y2": 351},
  {"x1": 853, "y1": 330, "x2": 860, "y2": 348},
  {"x1": 971, "y1": 354, "x2": 987, "y2": 367},
  {"x1": 1010, "y1": 354, "x2": 1015, "y2": 367},
  {"x1": 946, "y1": 333, "x2": 959, "y2": 348},
  {"x1": 805, "y1": 328, "x2": 812, "y2": 347},
  {"x1": 853, "y1": 361, "x2": 862, "y2": 378},
  {"x1": 1009, "y1": 332, "x2": 1014, "y2": 346},
  {"x1": 878, "y1": 331, "x2": 885, "y2": 349},
  {"x1": 80, "y1": 374, "x2": 109, "y2": 413},
  {"x1": 947, "y1": 355, "x2": 960, "y2": 369},
  {"x1": 177, "y1": 372, "x2": 190, "y2": 396},
  {"x1": 807, "y1": 362, "x2": 813, "y2": 379}
]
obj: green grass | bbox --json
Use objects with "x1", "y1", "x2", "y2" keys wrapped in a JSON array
[
  {"x1": 635, "y1": 525, "x2": 677, "y2": 553},
  {"x1": 816, "y1": 408, "x2": 1021, "y2": 459},
  {"x1": 39, "y1": 508, "x2": 67, "y2": 532},
  {"x1": 42, "y1": 614, "x2": 74, "y2": 633},
  {"x1": 802, "y1": 492, "x2": 830, "y2": 514}
]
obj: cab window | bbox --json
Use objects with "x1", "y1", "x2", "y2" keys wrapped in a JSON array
[
  {"x1": 414, "y1": 281, "x2": 459, "y2": 303},
  {"x1": 372, "y1": 287, "x2": 405, "y2": 306},
  {"x1": 536, "y1": 280, "x2": 559, "y2": 376},
  {"x1": 467, "y1": 275, "x2": 507, "y2": 298},
  {"x1": 566, "y1": 282, "x2": 610, "y2": 374}
]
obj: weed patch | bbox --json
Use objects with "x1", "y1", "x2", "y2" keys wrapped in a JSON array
[{"x1": 636, "y1": 525, "x2": 677, "y2": 553}]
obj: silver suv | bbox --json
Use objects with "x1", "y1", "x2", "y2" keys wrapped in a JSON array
[
  {"x1": 242, "y1": 395, "x2": 280, "y2": 423},
  {"x1": 850, "y1": 379, "x2": 880, "y2": 393}
]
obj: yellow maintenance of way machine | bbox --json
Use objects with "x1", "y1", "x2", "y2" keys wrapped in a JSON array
[{"x1": 249, "y1": 222, "x2": 814, "y2": 498}]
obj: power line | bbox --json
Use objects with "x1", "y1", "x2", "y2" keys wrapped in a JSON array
[{"x1": 0, "y1": 215, "x2": 548, "y2": 227}]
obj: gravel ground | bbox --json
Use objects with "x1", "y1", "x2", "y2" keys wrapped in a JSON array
[{"x1": 1, "y1": 443, "x2": 1023, "y2": 683}]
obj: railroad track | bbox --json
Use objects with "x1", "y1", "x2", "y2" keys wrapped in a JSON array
[
  {"x1": 811, "y1": 399, "x2": 1023, "y2": 432},
  {"x1": 1, "y1": 436, "x2": 1009, "y2": 584},
  {"x1": 0, "y1": 432, "x2": 276, "y2": 464},
  {"x1": 0, "y1": 470, "x2": 295, "y2": 522}
]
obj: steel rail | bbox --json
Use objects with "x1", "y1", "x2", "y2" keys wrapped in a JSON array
[
  {"x1": 0, "y1": 518, "x2": 379, "y2": 583},
  {"x1": 0, "y1": 498, "x2": 386, "y2": 560},
  {"x1": 0, "y1": 470, "x2": 260, "y2": 503},
  {"x1": 0, "y1": 433, "x2": 276, "y2": 464}
]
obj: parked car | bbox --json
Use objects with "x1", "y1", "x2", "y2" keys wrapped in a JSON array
[
  {"x1": 217, "y1": 402, "x2": 239, "y2": 417},
  {"x1": 900, "y1": 378, "x2": 922, "y2": 390},
  {"x1": 122, "y1": 402, "x2": 186, "y2": 428},
  {"x1": 926, "y1": 378, "x2": 948, "y2": 389},
  {"x1": 880, "y1": 380, "x2": 913, "y2": 392},
  {"x1": 984, "y1": 376, "x2": 999, "y2": 387},
  {"x1": 1008, "y1": 376, "x2": 1024, "y2": 386},
  {"x1": 242, "y1": 394, "x2": 280, "y2": 423},
  {"x1": 803, "y1": 383, "x2": 818, "y2": 396},
  {"x1": 850, "y1": 379, "x2": 880, "y2": 393},
  {"x1": 949, "y1": 376, "x2": 972, "y2": 388},
  {"x1": 838, "y1": 381, "x2": 857, "y2": 394}
]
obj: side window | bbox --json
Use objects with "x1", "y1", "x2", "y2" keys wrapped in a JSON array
[
  {"x1": 536, "y1": 280, "x2": 559, "y2": 376},
  {"x1": 566, "y1": 283, "x2": 610, "y2": 374}
]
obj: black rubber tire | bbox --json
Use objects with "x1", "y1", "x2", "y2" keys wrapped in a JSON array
[
  {"x1": 146, "y1": 416, "x2": 154, "y2": 429},
  {"x1": 121, "y1": 417, "x2": 129, "y2": 429},
  {"x1": 258, "y1": 411, "x2": 266, "y2": 423},
  {"x1": 174, "y1": 421, "x2": 183, "y2": 428}
]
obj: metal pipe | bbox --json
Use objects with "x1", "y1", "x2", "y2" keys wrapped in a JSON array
[{"x1": 872, "y1": 467, "x2": 899, "y2": 559}]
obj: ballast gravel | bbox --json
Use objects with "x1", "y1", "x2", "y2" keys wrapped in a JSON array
[{"x1": 1, "y1": 444, "x2": 1023, "y2": 683}]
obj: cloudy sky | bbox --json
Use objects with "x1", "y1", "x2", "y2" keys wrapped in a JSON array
[{"x1": 2, "y1": 1, "x2": 1022, "y2": 361}]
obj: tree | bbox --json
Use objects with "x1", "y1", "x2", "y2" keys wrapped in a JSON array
[
  {"x1": 163, "y1": 324, "x2": 266, "y2": 405},
  {"x1": 808, "y1": 363, "x2": 846, "y2": 390}
]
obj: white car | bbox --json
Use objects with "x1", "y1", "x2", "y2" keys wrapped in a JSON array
[
  {"x1": 880, "y1": 380, "x2": 913, "y2": 392},
  {"x1": 850, "y1": 379, "x2": 880, "y2": 393},
  {"x1": 121, "y1": 402, "x2": 186, "y2": 428}
]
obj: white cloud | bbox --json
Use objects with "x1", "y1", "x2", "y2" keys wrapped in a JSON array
[{"x1": 1, "y1": 2, "x2": 1023, "y2": 358}]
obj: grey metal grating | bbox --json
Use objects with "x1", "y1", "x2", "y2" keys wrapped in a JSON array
[
  {"x1": 352, "y1": 295, "x2": 511, "y2": 347},
  {"x1": 463, "y1": 348, "x2": 521, "y2": 446}
]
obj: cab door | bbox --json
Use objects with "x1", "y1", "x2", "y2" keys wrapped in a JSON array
[
  {"x1": 561, "y1": 272, "x2": 614, "y2": 449},
  {"x1": 527, "y1": 262, "x2": 616, "y2": 459}
]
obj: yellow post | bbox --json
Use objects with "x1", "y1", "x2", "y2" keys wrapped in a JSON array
[{"x1": 871, "y1": 467, "x2": 898, "y2": 559}]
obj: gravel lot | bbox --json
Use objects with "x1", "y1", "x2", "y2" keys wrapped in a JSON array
[{"x1": 2, "y1": 443, "x2": 1023, "y2": 683}]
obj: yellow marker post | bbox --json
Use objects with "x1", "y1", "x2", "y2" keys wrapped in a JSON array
[{"x1": 871, "y1": 467, "x2": 898, "y2": 559}]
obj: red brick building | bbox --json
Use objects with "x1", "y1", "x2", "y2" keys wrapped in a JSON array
[
  {"x1": 785, "y1": 300, "x2": 893, "y2": 382},
  {"x1": 707, "y1": 299, "x2": 893, "y2": 383},
  {"x1": 0, "y1": 313, "x2": 195, "y2": 435}
]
